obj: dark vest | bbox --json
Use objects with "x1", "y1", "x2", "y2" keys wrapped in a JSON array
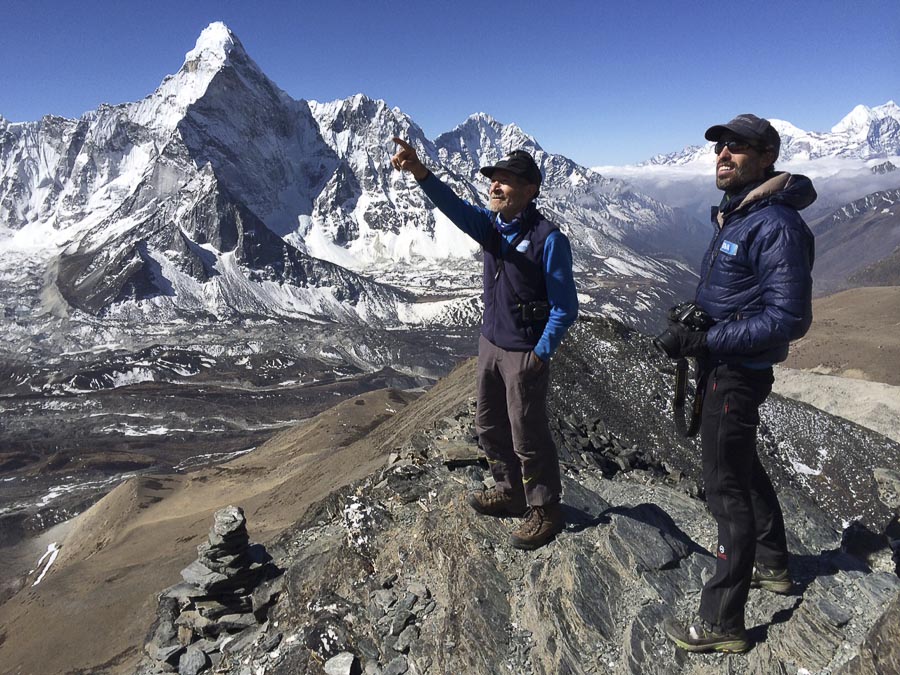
[{"x1": 481, "y1": 206, "x2": 558, "y2": 350}]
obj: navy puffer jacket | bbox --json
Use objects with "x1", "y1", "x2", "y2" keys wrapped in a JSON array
[{"x1": 695, "y1": 172, "x2": 816, "y2": 365}]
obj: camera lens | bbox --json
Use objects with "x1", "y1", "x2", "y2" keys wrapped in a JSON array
[{"x1": 653, "y1": 331, "x2": 679, "y2": 358}]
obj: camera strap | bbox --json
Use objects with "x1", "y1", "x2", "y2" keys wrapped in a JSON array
[{"x1": 673, "y1": 357, "x2": 705, "y2": 437}]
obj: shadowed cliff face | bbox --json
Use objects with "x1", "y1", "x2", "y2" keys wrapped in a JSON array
[{"x1": 125, "y1": 318, "x2": 897, "y2": 675}]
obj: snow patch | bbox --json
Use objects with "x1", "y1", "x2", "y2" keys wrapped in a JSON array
[{"x1": 32, "y1": 542, "x2": 61, "y2": 586}]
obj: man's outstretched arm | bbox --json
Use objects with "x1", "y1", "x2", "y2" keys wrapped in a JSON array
[{"x1": 391, "y1": 137, "x2": 493, "y2": 244}]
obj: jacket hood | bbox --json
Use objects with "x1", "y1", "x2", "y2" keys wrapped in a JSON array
[{"x1": 717, "y1": 172, "x2": 817, "y2": 227}]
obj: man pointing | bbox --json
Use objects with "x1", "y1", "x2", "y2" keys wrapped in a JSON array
[{"x1": 391, "y1": 138, "x2": 578, "y2": 550}]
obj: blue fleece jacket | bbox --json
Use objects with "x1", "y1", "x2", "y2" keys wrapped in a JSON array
[{"x1": 418, "y1": 172, "x2": 578, "y2": 361}]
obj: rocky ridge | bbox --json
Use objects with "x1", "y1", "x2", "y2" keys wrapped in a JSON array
[{"x1": 127, "y1": 318, "x2": 900, "y2": 675}]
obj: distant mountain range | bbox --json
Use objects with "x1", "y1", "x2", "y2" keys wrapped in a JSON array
[
  {"x1": 646, "y1": 101, "x2": 900, "y2": 166},
  {"x1": 0, "y1": 22, "x2": 701, "y2": 365},
  {"x1": 599, "y1": 102, "x2": 900, "y2": 297},
  {"x1": 1, "y1": 22, "x2": 897, "y2": 366}
]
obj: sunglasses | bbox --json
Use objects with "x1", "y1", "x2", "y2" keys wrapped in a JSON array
[{"x1": 714, "y1": 140, "x2": 759, "y2": 154}]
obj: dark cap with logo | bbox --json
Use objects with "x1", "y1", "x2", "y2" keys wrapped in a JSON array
[
  {"x1": 705, "y1": 113, "x2": 781, "y2": 159},
  {"x1": 479, "y1": 150, "x2": 543, "y2": 187}
]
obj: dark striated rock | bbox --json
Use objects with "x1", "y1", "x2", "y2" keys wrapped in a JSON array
[
  {"x1": 393, "y1": 624, "x2": 419, "y2": 653},
  {"x1": 250, "y1": 573, "x2": 284, "y2": 618},
  {"x1": 837, "y1": 592, "x2": 900, "y2": 674},
  {"x1": 148, "y1": 595, "x2": 179, "y2": 649},
  {"x1": 604, "y1": 503, "x2": 693, "y2": 574},
  {"x1": 388, "y1": 609, "x2": 414, "y2": 637},
  {"x1": 220, "y1": 625, "x2": 261, "y2": 654}
]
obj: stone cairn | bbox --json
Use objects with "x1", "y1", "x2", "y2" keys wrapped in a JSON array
[{"x1": 138, "y1": 505, "x2": 281, "y2": 675}]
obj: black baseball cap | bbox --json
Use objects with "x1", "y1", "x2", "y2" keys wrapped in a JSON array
[
  {"x1": 479, "y1": 150, "x2": 543, "y2": 187},
  {"x1": 705, "y1": 113, "x2": 781, "y2": 159}
]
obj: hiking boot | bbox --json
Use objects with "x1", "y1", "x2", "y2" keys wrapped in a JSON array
[
  {"x1": 508, "y1": 503, "x2": 564, "y2": 550},
  {"x1": 663, "y1": 617, "x2": 750, "y2": 654},
  {"x1": 750, "y1": 563, "x2": 793, "y2": 594},
  {"x1": 468, "y1": 488, "x2": 528, "y2": 518}
]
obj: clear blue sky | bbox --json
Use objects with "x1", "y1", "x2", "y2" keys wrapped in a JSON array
[{"x1": 2, "y1": 0, "x2": 898, "y2": 165}]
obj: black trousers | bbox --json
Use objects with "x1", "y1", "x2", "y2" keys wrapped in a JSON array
[{"x1": 698, "y1": 363, "x2": 788, "y2": 632}]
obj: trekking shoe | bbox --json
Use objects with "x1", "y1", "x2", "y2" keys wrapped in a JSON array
[
  {"x1": 663, "y1": 617, "x2": 750, "y2": 654},
  {"x1": 750, "y1": 563, "x2": 793, "y2": 594},
  {"x1": 508, "y1": 503, "x2": 564, "y2": 550},
  {"x1": 468, "y1": 488, "x2": 528, "y2": 518}
]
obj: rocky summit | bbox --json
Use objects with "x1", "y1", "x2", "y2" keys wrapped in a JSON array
[{"x1": 122, "y1": 318, "x2": 900, "y2": 675}]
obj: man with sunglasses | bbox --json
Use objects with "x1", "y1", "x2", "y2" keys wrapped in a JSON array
[
  {"x1": 391, "y1": 138, "x2": 578, "y2": 550},
  {"x1": 657, "y1": 114, "x2": 816, "y2": 653}
]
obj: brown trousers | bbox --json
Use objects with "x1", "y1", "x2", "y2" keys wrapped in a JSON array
[{"x1": 474, "y1": 335, "x2": 562, "y2": 506}]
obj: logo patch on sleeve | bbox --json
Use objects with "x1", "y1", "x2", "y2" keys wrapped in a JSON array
[{"x1": 719, "y1": 240, "x2": 738, "y2": 256}]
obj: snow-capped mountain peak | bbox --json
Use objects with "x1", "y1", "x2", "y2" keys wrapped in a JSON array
[
  {"x1": 829, "y1": 101, "x2": 899, "y2": 136},
  {"x1": 433, "y1": 113, "x2": 547, "y2": 185},
  {"x1": 877, "y1": 100, "x2": 900, "y2": 119},
  {"x1": 768, "y1": 118, "x2": 807, "y2": 141},
  {"x1": 129, "y1": 21, "x2": 275, "y2": 133},
  {"x1": 184, "y1": 21, "x2": 240, "y2": 70},
  {"x1": 638, "y1": 101, "x2": 900, "y2": 168},
  {"x1": 831, "y1": 104, "x2": 877, "y2": 135}
]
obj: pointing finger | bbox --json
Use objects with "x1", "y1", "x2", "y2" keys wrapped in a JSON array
[{"x1": 392, "y1": 136, "x2": 413, "y2": 151}]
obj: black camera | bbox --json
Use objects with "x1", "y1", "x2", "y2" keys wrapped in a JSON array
[
  {"x1": 654, "y1": 302, "x2": 714, "y2": 437},
  {"x1": 667, "y1": 301, "x2": 714, "y2": 331},
  {"x1": 653, "y1": 302, "x2": 713, "y2": 357},
  {"x1": 520, "y1": 300, "x2": 550, "y2": 323}
]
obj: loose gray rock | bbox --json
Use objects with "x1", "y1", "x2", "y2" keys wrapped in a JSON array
[
  {"x1": 388, "y1": 609, "x2": 414, "y2": 637},
  {"x1": 178, "y1": 645, "x2": 208, "y2": 675},
  {"x1": 323, "y1": 651, "x2": 359, "y2": 675},
  {"x1": 406, "y1": 582, "x2": 428, "y2": 600},
  {"x1": 382, "y1": 656, "x2": 408, "y2": 675},
  {"x1": 394, "y1": 624, "x2": 419, "y2": 653},
  {"x1": 180, "y1": 561, "x2": 228, "y2": 590},
  {"x1": 372, "y1": 589, "x2": 395, "y2": 610},
  {"x1": 211, "y1": 506, "x2": 247, "y2": 538}
]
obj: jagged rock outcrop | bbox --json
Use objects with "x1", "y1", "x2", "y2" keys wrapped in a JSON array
[
  {"x1": 137, "y1": 506, "x2": 281, "y2": 674},
  {"x1": 139, "y1": 318, "x2": 900, "y2": 675}
]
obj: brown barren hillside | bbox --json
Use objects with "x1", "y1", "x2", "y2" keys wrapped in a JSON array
[
  {"x1": 784, "y1": 286, "x2": 900, "y2": 386},
  {"x1": 0, "y1": 362, "x2": 475, "y2": 675}
]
